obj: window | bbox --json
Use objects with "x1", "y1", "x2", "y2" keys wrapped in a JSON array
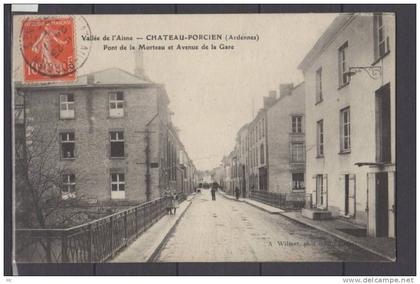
[
  {"x1": 338, "y1": 42, "x2": 349, "y2": 87},
  {"x1": 262, "y1": 118, "x2": 265, "y2": 137},
  {"x1": 260, "y1": 144, "x2": 265, "y2": 164},
  {"x1": 60, "y1": 93, "x2": 75, "y2": 119},
  {"x1": 340, "y1": 107, "x2": 351, "y2": 152},
  {"x1": 254, "y1": 148, "x2": 257, "y2": 166},
  {"x1": 292, "y1": 173, "x2": 305, "y2": 190},
  {"x1": 111, "y1": 173, "x2": 125, "y2": 199},
  {"x1": 316, "y1": 68, "x2": 323, "y2": 103},
  {"x1": 62, "y1": 174, "x2": 76, "y2": 199},
  {"x1": 110, "y1": 131, "x2": 125, "y2": 158},
  {"x1": 316, "y1": 120, "x2": 324, "y2": 157},
  {"x1": 374, "y1": 14, "x2": 390, "y2": 60},
  {"x1": 109, "y1": 92, "x2": 124, "y2": 117},
  {"x1": 15, "y1": 95, "x2": 24, "y2": 124},
  {"x1": 255, "y1": 126, "x2": 258, "y2": 142},
  {"x1": 291, "y1": 143, "x2": 305, "y2": 162},
  {"x1": 60, "y1": 132, "x2": 75, "y2": 159},
  {"x1": 257, "y1": 124, "x2": 260, "y2": 140},
  {"x1": 292, "y1": 115, "x2": 303, "y2": 133}
]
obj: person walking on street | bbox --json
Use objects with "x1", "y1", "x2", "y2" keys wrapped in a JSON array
[
  {"x1": 235, "y1": 187, "x2": 240, "y2": 200},
  {"x1": 165, "y1": 189, "x2": 173, "y2": 215},
  {"x1": 171, "y1": 191, "x2": 179, "y2": 215},
  {"x1": 211, "y1": 182, "x2": 217, "y2": 201}
]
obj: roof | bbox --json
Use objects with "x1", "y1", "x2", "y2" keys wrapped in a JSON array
[
  {"x1": 15, "y1": 67, "x2": 156, "y2": 89},
  {"x1": 298, "y1": 14, "x2": 355, "y2": 71}
]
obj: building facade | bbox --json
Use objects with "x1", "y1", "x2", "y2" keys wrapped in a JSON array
[
  {"x1": 299, "y1": 13, "x2": 395, "y2": 238},
  {"x1": 15, "y1": 61, "x2": 195, "y2": 204},
  {"x1": 266, "y1": 83, "x2": 306, "y2": 200}
]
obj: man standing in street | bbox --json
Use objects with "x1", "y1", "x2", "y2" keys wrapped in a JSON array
[
  {"x1": 211, "y1": 182, "x2": 217, "y2": 201},
  {"x1": 235, "y1": 187, "x2": 240, "y2": 200}
]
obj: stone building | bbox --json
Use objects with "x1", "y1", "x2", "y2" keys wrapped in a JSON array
[
  {"x1": 266, "y1": 83, "x2": 305, "y2": 199},
  {"x1": 299, "y1": 13, "x2": 395, "y2": 238},
  {"x1": 14, "y1": 54, "x2": 195, "y2": 204}
]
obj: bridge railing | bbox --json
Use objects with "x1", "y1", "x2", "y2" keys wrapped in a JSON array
[
  {"x1": 15, "y1": 197, "x2": 169, "y2": 263},
  {"x1": 249, "y1": 190, "x2": 305, "y2": 210}
]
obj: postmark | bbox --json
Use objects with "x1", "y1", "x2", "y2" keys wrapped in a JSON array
[{"x1": 20, "y1": 16, "x2": 92, "y2": 82}]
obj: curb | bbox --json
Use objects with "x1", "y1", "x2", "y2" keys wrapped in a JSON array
[
  {"x1": 220, "y1": 192, "x2": 284, "y2": 215},
  {"x1": 242, "y1": 200, "x2": 284, "y2": 215},
  {"x1": 147, "y1": 198, "x2": 194, "y2": 262},
  {"x1": 278, "y1": 212, "x2": 395, "y2": 262}
]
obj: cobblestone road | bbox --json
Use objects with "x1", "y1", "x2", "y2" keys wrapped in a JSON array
[{"x1": 155, "y1": 191, "x2": 386, "y2": 262}]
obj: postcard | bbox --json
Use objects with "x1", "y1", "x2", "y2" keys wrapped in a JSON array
[{"x1": 11, "y1": 13, "x2": 396, "y2": 264}]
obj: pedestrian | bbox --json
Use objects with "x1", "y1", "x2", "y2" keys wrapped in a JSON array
[
  {"x1": 165, "y1": 189, "x2": 172, "y2": 215},
  {"x1": 171, "y1": 191, "x2": 179, "y2": 214},
  {"x1": 211, "y1": 182, "x2": 217, "y2": 201},
  {"x1": 235, "y1": 187, "x2": 240, "y2": 200}
]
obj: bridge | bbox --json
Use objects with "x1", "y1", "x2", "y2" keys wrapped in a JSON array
[{"x1": 15, "y1": 190, "x2": 391, "y2": 263}]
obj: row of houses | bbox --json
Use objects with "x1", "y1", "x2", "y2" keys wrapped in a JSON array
[
  {"x1": 14, "y1": 51, "x2": 197, "y2": 205},
  {"x1": 216, "y1": 13, "x2": 395, "y2": 238}
]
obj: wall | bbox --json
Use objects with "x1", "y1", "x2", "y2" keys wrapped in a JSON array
[
  {"x1": 267, "y1": 83, "x2": 305, "y2": 195},
  {"x1": 303, "y1": 14, "x2": 395, "y2": 232},
  {"x1": 22, "y1": 85, "x2": 163, "y2": 203}
]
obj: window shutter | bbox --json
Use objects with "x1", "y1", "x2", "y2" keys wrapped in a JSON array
[
  {"x1": 373, "y1": 15, "x2": 379, "y2": 61},
  {"x1": 312, "y1": 175, "x2": 317, "y2": 194},
  {"x1": 349, "y1": 174, "x2": 356, "y2": 216},
  {"x1": 323, "y1": 174, "x2": 328, "y2": 208}
]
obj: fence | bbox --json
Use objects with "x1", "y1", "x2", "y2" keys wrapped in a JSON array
[
  {"x1": 15, "y1": 194, "x2": 185, "y2": 263},
  {"x1": 249, "y1": 190, "x2": 305, "y2": 210}
]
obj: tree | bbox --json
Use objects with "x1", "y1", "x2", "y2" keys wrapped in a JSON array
[{"x1": 14, "y1": 95, "x2": 93, "y2": 262}]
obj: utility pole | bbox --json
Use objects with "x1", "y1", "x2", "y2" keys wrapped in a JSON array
[{"x1": 145, "y1": 129, "x2": 151, "y2": 201}]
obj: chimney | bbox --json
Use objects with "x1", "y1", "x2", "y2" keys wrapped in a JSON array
[
  {"x1": 87, "y1": 74, "x2": 95, "y2": 85},
  {"x1": 263, "y1": 90, "x2": 277, "y2": 108},
  {"x1": 279, "y1": 83, "x2": 294, "y2": 99},
  {"x1": 134, "y1": 50, "x2": 147, "y2": 80}
]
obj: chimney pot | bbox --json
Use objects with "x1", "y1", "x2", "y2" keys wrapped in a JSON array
[
  {"x1": 279, "y1": 83, "x2": 294, "y2": 98},
  {"x1": 134, "y1": 50, "x2": 146, "y2": 79}
]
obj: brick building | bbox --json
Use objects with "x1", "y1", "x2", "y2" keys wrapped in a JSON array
[
  {"x1": 15, "y1": 56, "x2": 195, "y2": 204},
  {"x1": 299, "y1": 13, "x2": 395, "y2": 238}
]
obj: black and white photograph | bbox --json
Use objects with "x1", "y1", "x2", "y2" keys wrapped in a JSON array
[{"x1": 4, "y1": 5, "x2": 415, "y2": 276}]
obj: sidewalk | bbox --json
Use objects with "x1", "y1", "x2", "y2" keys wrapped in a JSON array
[
  {"x1": 219, "y1": 191, "x2": 284, "y2": 214},
  {"x1": 220, "y1": 191, "x2": 395, "y2": 261},
  {"x1": 281, "y1": 211, "x2": 396, "y2": 261},
  {"x1": 110, "y1": 194, "x2": 195, "y2": 263}
]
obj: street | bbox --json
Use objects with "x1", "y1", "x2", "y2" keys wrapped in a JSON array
[{"x1": 154, "y1": 191, "x2": 386, "y2": 262}]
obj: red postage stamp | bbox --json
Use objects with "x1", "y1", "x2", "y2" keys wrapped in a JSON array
[{"x1": 20, "y1": 17, "x2": 76, "y2": 82}]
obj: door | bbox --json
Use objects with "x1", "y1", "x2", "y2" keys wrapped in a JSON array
[
  {"x1": 344, "y1": 175, "x2": 349, "y2": 215},
  {"x1": 316, "y1": 175, "x2": 326, "y2": 209},
  {"x1": 376, "y1": 84, "x2": 391, "y2": 163},
  {"x1": 344, "y1": 174, "x2": 356, "y2": 216},
  {"x1": 376, "y1": 172, "x2": 389, "y2": 237}
]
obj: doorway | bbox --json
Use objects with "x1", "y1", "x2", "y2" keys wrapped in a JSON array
[
  {"x1": 375, "y1": 172, "x2": 389, "y2": 237},
  {"x1": 344, "y1": 174, "x2": 350, "y2": 216},
  {"x1": 315, "y1": 174, "x2": 325, "y2": 209}
]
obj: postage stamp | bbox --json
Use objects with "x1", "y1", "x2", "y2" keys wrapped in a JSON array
[{"x1": 20, "y1": 17, "x2": 76, "y2": 82}]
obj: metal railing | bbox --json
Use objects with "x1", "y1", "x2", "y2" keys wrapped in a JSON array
[
  {"x1": 14, "y1": 196, "x2": 174, "y2": 263},
  {"x1": 249, "y1": 190, "x2": 305, "y2": 210}
]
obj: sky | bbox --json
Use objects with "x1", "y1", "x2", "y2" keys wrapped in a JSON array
[{"x1": 14, "y1": 13, "x2": 337, "y2": 171}]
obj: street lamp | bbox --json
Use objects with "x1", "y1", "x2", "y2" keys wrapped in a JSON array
[{"x1": 345, "y1": 66, "x2": 382, "y2": 80}]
